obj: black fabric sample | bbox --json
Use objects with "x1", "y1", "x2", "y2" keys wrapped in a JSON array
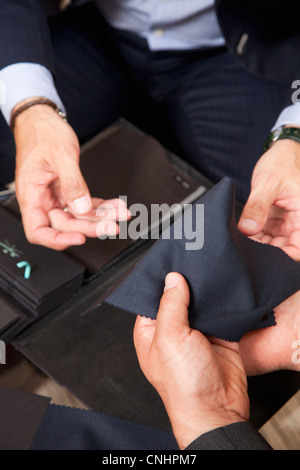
[
  {"x1": 0, "y1": 294, "x2": 31, "y2": 343},
  {"x1": 13, "y1": 301, "x2": 171, "y2": 431},
  {"x1": 0, "y1": 387, "x2": 50, "y2": 450},
  {"x1": 106, "y1": 177, "x2": 300, "y2": 341},
  {"x1": 31, "y1": 403, "x2": 178, "y2": 450},
  {"x1": 0, "y1": 206, "x2": 85, "y2": 317},
  {"x1": 0, "y1": 295, "x2": 20, "y2": 333}
]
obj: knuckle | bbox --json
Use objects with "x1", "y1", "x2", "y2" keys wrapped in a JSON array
[
  {"x1": 248, "y1": 196, "x2": 267, "y2": 213},
  {"x1": 61, "y1": 175, "x2": 85, "y2": 198},
  {"x1": 155, "y1": 334, "x2": 174, "y2": 355},
  {"x1": 24, "y1": 230, "x2": 36, "y2": 245},
  {"x1": 61, "y1": 140, "x2": 80, "y2": 158},
  {"x1": 158, "y1": 294, "x2": 174, "y2": 313}
]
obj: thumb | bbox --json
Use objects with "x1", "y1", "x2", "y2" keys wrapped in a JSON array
[
  {"x1": 156, "y1": 272, "x2": 191, "y2": 338},
  {"x1": 57, "y1": 159, "x2": 92, "y2": 215},
  {"x1": 134, "y1": 273, "x2": 190, "y2": 363},
  {"x1": 238, "y1": 187, "x2": 276, "y2": 235}
]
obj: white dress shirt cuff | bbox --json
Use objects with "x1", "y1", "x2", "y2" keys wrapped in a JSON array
[
  {"x1": 0, "y1": 63, "x2": 65, "y2": 125},
  {"x1": 272, "y1": 103, "x2": 300, "y2": 131}
]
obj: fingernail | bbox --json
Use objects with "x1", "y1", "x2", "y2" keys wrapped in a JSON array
[
  {"x1": 164, "y1": 273, "x2": 179, "y2": 291},
  {"x1": 71, "y1": 196, "x2": 91, "y2": 215},
  {"x1": 239, "y1": 218, "x2": 258, "y2": 230},
  {"x1": 74, "y1": 239, "x2": 85, "y2": 246}
]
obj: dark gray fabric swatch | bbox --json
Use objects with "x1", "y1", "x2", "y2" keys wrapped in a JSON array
[{"x1": 106, "y1": 177, "x2": 300, "y2": 341}]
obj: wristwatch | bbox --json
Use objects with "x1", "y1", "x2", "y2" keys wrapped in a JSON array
[{"x1": 263, "y1": 126, "x2": 300, "y2": 153}]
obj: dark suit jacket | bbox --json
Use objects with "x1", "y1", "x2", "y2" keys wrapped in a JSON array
[
  {"x1": 0, "y1": 0, "x2": 299, "y2": 85},
  {"x1": 186, "y1": 422, "x2": 272, "y2": 450},
  {"x1": 215, "y1": 0, "x2": 300, "y2": 84}
]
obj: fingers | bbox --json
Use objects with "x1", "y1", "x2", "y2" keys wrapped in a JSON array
[
  {"x1": 67, "y1": 198, "x2": 130, "y2": 221},
  {"x1": 133, "y1": 315, "x2": 156, "y2": 360},
  {"x1": 55, "y1": 158, "x2": 92, "y2": 216},
  {"x1": 48, "y1": 208, "x2": 120, "y2": 238},
  {"x1": 47, "y1": 197, "x2": 131, "y2": 238},
  {"x1": 57, "y1": 198, "x2": 131, "y2": 224},
  {"x1": 93, "y1": 198, "x2": 131, "y2": 221},
  {"x1": 23, "y1": 194, "x2": 131, "y2": 248},
  {"x1": 238, "y1": 187, "x2": 277, "y2": 236},
  {"x1": 96, "y1": 199, "x2": 131, "y2": 221},
  {"x1": 282, "y1": 243, "x2": 300, "y2": 262},
  {"x1": 30, "y1": 227, "x2": 86, "y2": 251},
  {"x1": 18, "y1": 180, "x2": 87, "y2": 250},
  {"x1": 22, "y1": 208, "x2": 86, "y2": 251}
]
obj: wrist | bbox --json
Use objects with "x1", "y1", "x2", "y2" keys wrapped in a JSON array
[
  {"x1": 13, "y1": 101, "x2": 77, "y2": 169},
  {"x1": 12, "y1": 97, "x2": 67, "y2": 133},
  {"x1": 258, "y1": 137, "x2": 300, "y2": 175},
  {"x1": 269, "y1": 138, "x2": 300, "y2": 168},
  {"x1": 263, "y1": 126, "x2": 300, "y2": 153},
  {"x1": 168, "y1": 407, "x2": 247, "y2": 450}
]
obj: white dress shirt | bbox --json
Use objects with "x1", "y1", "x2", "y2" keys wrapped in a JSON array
[{"x1": 0, "y1": 0, "x2": 298, "y2": 131}]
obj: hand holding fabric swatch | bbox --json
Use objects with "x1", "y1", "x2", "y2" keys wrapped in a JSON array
[{"x1": 105, "y1": 177, "x2": 300, "y2": 341}]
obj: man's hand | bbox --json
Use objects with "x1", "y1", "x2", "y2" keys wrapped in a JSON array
[
  {"x1": 240, "y1": 289, "x2": 300, "y2": 376},
  {"x1": 14, "y1": 103, "x2": 130, "y2": 250},
  {"x1": 133, "y1": 272, "x2": 249, "y2": 450},
  {"x1": 238, "y1": 138, "x2": 300, "y2": 261}
]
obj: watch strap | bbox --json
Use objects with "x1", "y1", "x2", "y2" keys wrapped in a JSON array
[{"x1": 263, "y1": 127, "x2": 300, "y2": 153}]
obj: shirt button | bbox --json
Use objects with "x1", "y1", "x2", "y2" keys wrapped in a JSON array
[{"x1": 154, "y1": 29, "x2": 164, "y2": 36}]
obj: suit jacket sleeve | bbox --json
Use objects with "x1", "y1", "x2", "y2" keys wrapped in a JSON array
[
  {"x1": 185, "y1": 422, "x2": 273, "y2": 450},
  {"x1": 0, "y1": 0, "x2": 55, "y2": 73}
]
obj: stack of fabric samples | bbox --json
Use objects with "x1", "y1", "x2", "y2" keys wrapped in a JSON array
[{"x1": 0, "y1": 206, "x2": 85, "y2": 322}]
